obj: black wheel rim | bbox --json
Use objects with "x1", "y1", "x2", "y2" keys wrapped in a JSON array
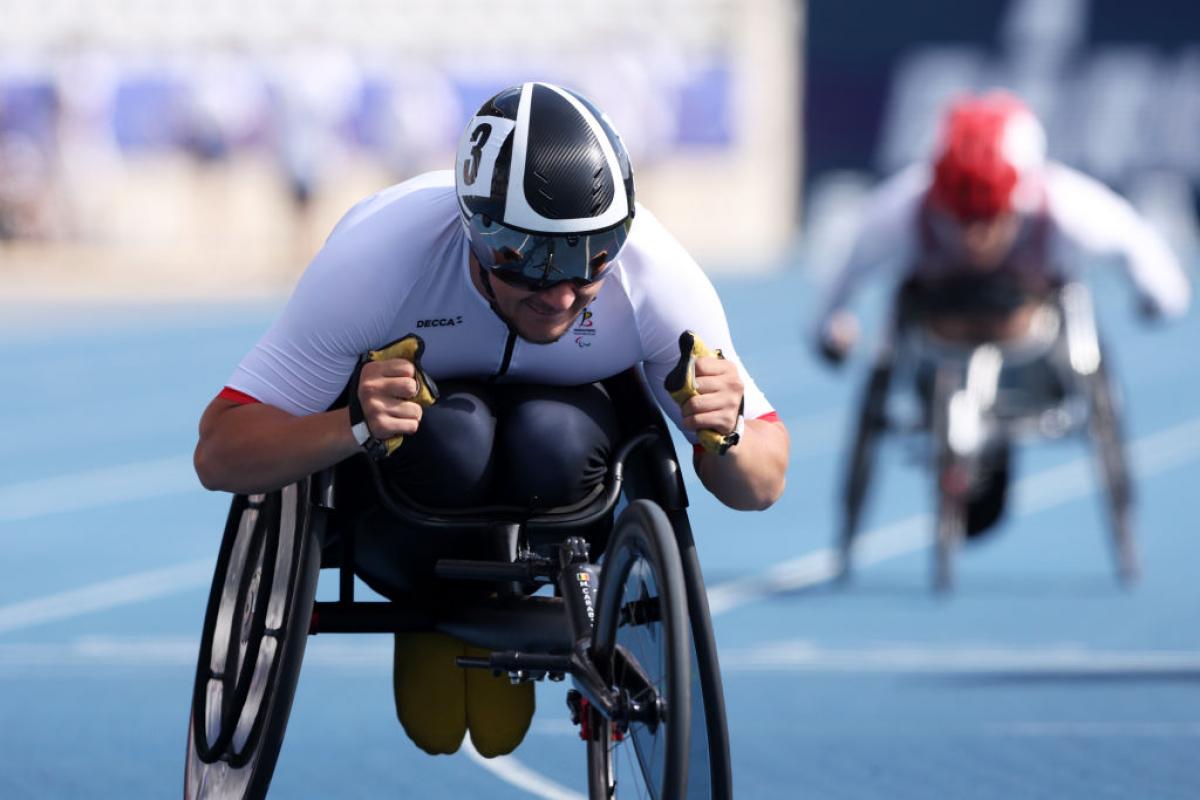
[
  {"x1": 590, "y1": 501, "x2": 689, "y2": 800},
  {"x1": 187, "y1": 482, "x2": 316, "y2": 799},
  {"x1": 612, "y1": 554, "x2": 670, "y2": 794}
]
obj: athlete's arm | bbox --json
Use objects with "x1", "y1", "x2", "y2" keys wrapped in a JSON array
[
  {"x1": 195, "y1": 358, "x2": 424, "y2": 495},
  {"x1": 813, "y1": 165, "x2": 926, "y2": 358},
  {"x1": 1047, "y1": 164, "x2": 1191, "y2": 319},
  {"x1": 678, "y1": 354, "x2": 789, "y2": 510},
  {"x1": 195, "y1": 399, "x2": 359, "y2": 494}
]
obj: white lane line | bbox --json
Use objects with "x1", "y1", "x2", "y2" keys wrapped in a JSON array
[
  {"x1": 986, "y1": 722, "x2": 1200, "y2": 737},
  {"x1": 0, "y1": 454, "x2": 199, "y2": 522},
  {"x1": 0, "y1": 558, "x2": 214, "y2": 635},
  {"x1": 708, "y1": 414, "x2": 1200, "y2": 616},
  {"x1": 4, "y1": 416, "x2": 1200, "y2": 638},
  {"x1": 4, "y1": 414, "x2": 1200, "y2": 638},
  {"x1": 462, "y1": 739, "x2": 586, "y2": 800},
  {"x1": 6, "y1": 636, "x2": 1200, "y2": 679},
  {"x1": 719, "y1": 641, "x2": 1200, "y2": 673},
  {"x1": 0, "y1": 635, "x2": 396, "y2": 669}
]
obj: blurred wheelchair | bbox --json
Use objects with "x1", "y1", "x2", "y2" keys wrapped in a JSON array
[
  {"x1": 836, "y1": 278, "x2": 1135, "y2": 592},
  {"x1": 183, "y1": 367, "x2": 732, "y2": 799}
]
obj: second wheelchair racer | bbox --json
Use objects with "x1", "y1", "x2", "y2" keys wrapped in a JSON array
[
  {"x1": 812, "y1": 90, "x2": 1191, "y2": 537},
  {"x1": 194, "y1": 82, "x2": 789, "y2": 759},
  {"x1": 815, "y1": 90, "x2": 1190, "y2": 362}
]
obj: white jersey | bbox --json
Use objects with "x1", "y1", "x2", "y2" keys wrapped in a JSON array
[
  {"x1": 816, "y1": 162, "x2": 1192, "y2": 328},
  {"x1": 226, "y1": 170, "x2": 774, "y2": 444}
]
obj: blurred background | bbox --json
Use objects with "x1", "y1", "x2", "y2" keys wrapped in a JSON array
[
  {"x1": 0, "y1": 0, "x2": 1197, "y2": 293},
  {"x1": 2, "y1": 1, "x2": 1199, "y2": 798},
  {"x1": 0, "y1": 0, "x2": 798, "y2": 296}
]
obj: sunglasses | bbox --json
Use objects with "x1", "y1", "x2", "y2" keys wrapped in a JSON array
[
  {"x1": 488, "y1": 248, "x2": 611, "y2": 292},
  {"x1": 465, "y1": 215, "x2": 630, "y2": 292}
]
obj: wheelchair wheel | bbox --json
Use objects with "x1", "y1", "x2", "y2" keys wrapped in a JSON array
[
  {"x1": 934, "y1": 469, "x2": 967, "y2": 593},
  {"x1": 838, "y1": 361, "x2": 893, "y2": 581},
  {"x1": 669, "y1": 510, "x2": 733, "y2": 800},
  {"x1": 1087, "y1": 362, "x2": 1138, "y2": 585},
  {"x1": 589, "y1": 500, "x2": 691, "y2": 800},
  {"x1": 931, "y1": 367, "x2": 965, "y2": 593},
  {"x1": 185, "y1": 480, "x2": 323, "y2": 799}
]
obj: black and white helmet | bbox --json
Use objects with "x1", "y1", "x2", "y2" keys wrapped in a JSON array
[{"x1": 455, "y1": 82, "x2": 635, "y2": 290}]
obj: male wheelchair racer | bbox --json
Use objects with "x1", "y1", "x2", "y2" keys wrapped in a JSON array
[
  {"x1": 835, "y1": 277, "x2": 1134, "y2": 592},
  {"x1": 183, "y1": 349, "x2": 734, "y2": 799}
]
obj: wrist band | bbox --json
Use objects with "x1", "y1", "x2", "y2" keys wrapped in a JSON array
[
  {"x1": 717, "y1": 397, "x2": 746, "y2": 455},
  {"x1": 347, "y1": 358, "x2": 391, "y2": 461}
]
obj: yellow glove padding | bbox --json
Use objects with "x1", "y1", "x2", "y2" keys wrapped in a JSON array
[
  {"x1": 392, "y1": 632, "x2": 534, "y2": 758},
  {"x1": 664, "y1": 330, "x2": 733, "y2": 455},
  {"x1": 366, "y1": 335, "x2": 439, "y2": 457}
]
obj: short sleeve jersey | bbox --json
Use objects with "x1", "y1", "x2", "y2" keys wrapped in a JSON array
[
  {"x1": 815, "y1": 162, "x2": 1190, "y2": 329},
  {"x1": 225, "y1": 170, "x2": 775, "y2": 443}
]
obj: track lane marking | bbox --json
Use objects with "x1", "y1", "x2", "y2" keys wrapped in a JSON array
[
  {"x1": 5, "y1": 636, "x2": 1200, "y2": 677},
  {"x1": 2, "y1": 416, "x2": 1199, "y2": 637},
  {"x1": 0, "y1": 558, "x2": 214, "y2": 635},
  {"x1": 718, "y1": 641, "x2": 1200, "y2": 673},
  {"x1": 462, "y1": 739, "x2": 586, "y2": 800},
  {"x1": 0, "y1": 455, "x2": 200, "y2": 522}
]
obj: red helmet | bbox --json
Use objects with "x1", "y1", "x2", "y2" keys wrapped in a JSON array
[{"x1": 929, "y1": 91, "x2": 1046, "y2": 221}]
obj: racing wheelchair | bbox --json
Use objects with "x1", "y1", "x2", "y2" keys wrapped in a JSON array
[
  {"x1": 835, "y1": 279, "x2": 1135, "y2": 592},
  {"x1": 183, "y1": 366, "x2": 733, "y2": 799}
]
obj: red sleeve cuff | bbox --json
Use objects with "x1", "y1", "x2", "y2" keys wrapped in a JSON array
[{"x1": 218, "y1": 387, "x2": 261, "y2": 405}]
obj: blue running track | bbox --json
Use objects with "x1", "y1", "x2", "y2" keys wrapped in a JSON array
[{"x1": 0, "y1": 266, "x2": 1198, "y2": 798}]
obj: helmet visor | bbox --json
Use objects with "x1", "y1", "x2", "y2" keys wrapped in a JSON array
[{"x1": 464, "y1": 216, "x2": 631, "y2": 290}]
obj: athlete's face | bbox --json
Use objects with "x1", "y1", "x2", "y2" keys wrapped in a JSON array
[
  {"x1": 930, "y1": 209, "x2": 1021, "y2": 270},
  {"x1": 470, "y1": 254, "x2": 606, "y2": 344}
]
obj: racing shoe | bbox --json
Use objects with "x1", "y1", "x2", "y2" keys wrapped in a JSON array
[
  {"x1": 392, "y1": 632, "x2": 468, "y2": 755},
  {"x1": 464, "y1": 644, "x2": 535, "y2": 757}
]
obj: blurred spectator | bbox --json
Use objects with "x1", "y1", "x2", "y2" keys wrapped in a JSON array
[
  {"x1": 181, "y1": 43, "x2": 269, "y2": 164},
  {"x1": 267, "y1": 38, "x2": 361, "y2": 212}
]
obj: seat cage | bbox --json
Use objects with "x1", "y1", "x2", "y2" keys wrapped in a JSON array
[
  {"x1": 306, "y1": 366, "x2": 689, "y2": 655},
  {"x1": 882, "y1": 281, "x2": 1103, "y2": 446}
]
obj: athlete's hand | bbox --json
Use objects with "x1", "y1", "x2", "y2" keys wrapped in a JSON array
[
  {"x1": 1135, "y1": 295, "x2": 1163, "y2": 323},
  {"x1": 817, "y1": 309, "x2": 859, "y2": 366},
  {"x1": 679, "y1": 355, "x2": 744, "y2": 439},
  {"x1": 356, "y1": 357, "x2": 426, "y2": 440},
  {"x1": 664, "y1": 331, "x2": 744, "y2": 454}
]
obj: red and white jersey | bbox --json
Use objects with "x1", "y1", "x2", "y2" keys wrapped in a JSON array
[
  {"x1": 223, "y1": 171, "x2": 775, "y2": 443},
  {"x1": 816, "y1": 162, "x2": 1192, "y2": 327}
]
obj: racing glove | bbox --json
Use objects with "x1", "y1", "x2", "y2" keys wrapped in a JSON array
[
  {"x1": 664, "y1": 330, "x2": 744, "y2": 455},
  {"x1": 348, "y1": 334, "x2": 439, "y2": 459}
]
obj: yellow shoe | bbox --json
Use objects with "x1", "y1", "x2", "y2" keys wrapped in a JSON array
[
  {"x1": 463, "y1": 644, "x2": 536, "y2": 758},
  {"x1": 392, "y1": 632, "x2": 467, "y2": 755}
]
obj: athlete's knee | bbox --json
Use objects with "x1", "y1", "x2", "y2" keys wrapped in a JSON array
[
  {"x1": 496, "y1": 385, "x2": 619, "y2": 506},
  {"x1": 385, "y1": 382, "x2": 497, "y2": 505}
]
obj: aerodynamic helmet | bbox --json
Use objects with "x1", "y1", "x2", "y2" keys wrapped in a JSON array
[
  {"x1": 454, "y1": 82, "x2": 635, "y2": 290},
  {"x1": 929, "y1": 91, "x2": 1046, "y2": 221}
]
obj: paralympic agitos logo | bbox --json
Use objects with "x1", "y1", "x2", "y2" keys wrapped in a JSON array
[{"x1": 573, "y1": 308, "x2": 596, "y2": 348}]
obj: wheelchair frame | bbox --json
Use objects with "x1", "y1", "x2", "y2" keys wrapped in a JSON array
[
  {"x1": 184, "y1": 367, "x2": 733, "y2": 800},
  {"x1": 836, "y1": 281, "x2": 1136, "y2": 591}
]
